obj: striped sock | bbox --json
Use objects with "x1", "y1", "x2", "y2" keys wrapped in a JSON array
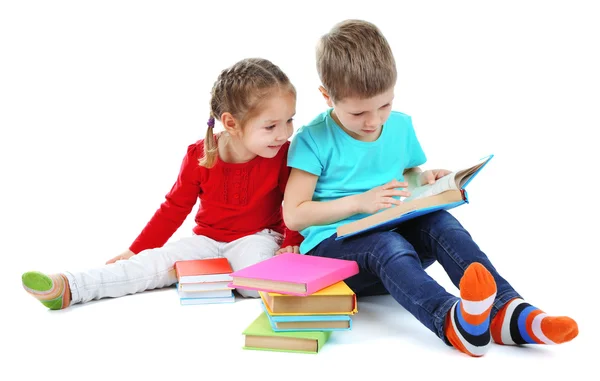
[
  {"x1": 491, "y1": 298, "x2": 578, "y2": 345},
  {"x1": 445, "y1": 262, "x2": 497, "y2": 357},
  {"x1": 22, "y1": 271, "x2": 71, "y2": 310}
]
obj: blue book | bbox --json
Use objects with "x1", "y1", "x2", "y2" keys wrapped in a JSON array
[
  {"x1": 261, "y1": 302, "x2": 352, "y2": 332},
  {"x1": 336, "y1": 155, "x2": 494, "y2": 240}
]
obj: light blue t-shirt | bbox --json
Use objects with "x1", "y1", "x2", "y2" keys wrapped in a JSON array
[{"x1": 288, "y1": 109, "x2": 427, "y2": 254}]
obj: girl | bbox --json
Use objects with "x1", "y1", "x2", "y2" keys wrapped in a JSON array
[{"x1": 22, "y1": 58, "x2": 302, "y2": 310}]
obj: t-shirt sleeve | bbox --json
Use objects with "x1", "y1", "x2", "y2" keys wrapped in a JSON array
[
  {"x1": 404, "y1": 117, "x2": 427, "y2": 168},
  {"x1": 287, "y1": 127, "x2": 323, "y2": 176}
]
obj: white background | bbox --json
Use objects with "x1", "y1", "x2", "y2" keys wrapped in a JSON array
[{"x1": 1, "y1": 1, "x2": 598, "y2": 380}]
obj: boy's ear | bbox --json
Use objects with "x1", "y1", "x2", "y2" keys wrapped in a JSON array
[
  {"x1": 319, "y1": 86, "x2": 334, "y2": 108},
  {"x1": 220, "y1": 112, "x2": 241, "y2": 136}
]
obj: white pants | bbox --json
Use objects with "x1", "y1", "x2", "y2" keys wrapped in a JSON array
[{"x1": 64, "y1": 229, "x2": 283, "y2": 304}]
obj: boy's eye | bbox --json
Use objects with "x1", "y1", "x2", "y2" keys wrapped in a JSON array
[
  {"x1": 287, "y1": 118, "x2": 294, "y2": 123},
  {"x1": 380, "y1": 104, "x2": 390, "y2": 109},
  {"x1": 265, "y1": 125, "x2": 276, "y2": 130},
  {"x1": 351, "y1": 112, "x2": 364, "y2": 116}
]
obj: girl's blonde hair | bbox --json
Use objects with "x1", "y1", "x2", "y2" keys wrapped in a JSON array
[{"x1": 200, "y1": 58, "x2": 296, "y2": 168}]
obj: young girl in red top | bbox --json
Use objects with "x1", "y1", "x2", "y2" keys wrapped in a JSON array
[{"x1": 22, "y1": 58, "x2": 303, "y2": 309}]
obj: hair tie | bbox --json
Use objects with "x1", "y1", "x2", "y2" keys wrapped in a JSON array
[{"x1": 207, "y1": 117, "x2": 215, "y2": 129}]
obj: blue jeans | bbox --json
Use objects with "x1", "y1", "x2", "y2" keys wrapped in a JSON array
[{"x1": 307, "y1": 210, "x2": 521, "y2": 344}]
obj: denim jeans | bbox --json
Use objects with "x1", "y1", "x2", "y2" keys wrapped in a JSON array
[{"x1": 308, "y1": 210, "x2": 521, "y2": 344}]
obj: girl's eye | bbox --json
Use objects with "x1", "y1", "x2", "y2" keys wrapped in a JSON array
[
  {"x1": 287, "y1": 118, "x2": 294, "y2": 123},
  {"x1": 265, "y1": 125, "x2": 276, "y2": 130}
]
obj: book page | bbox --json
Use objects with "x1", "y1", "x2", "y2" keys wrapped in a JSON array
[
  {"x1": 402, "y1": 172, "x2": 458, "y2": 202},
  {"x1": 401, "y1": 155, "x2": 492, "y2": 202}
]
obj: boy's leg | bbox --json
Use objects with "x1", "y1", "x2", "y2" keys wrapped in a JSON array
[
  {"x1": 309, "y1": 231, "x2": 497, "y2": 356},
  {"x1": 23, "y1": 235, "x2": 221, "y2": 309},
  {"x1": 222, "y1": 229, "x2": 282, "y2": 298},
  {"x1": 398, "y1": 210, "x2": 578, "y2": 345}
]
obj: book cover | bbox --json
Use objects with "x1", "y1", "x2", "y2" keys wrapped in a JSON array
[
  {"x1": 259, "y1": 281, "x2": 357, "y2": 315},
  {"x1": 174, "y1": 257, "x2": 233, "y2": 283},
  {"x1": 336, "y1": 154, "x2": 493, "y2": 240},
  {"x1": 228, "y1": 253, "x2": 359, "y2": 296},
  {"x1": 242, "y1": 312, "x2": 332, "y2": 354}
]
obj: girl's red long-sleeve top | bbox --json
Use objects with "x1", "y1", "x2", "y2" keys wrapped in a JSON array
[{"x1": 129, "y1": 139, "x2": 303, "y2": 254}]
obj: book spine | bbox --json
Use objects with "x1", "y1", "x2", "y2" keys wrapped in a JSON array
[{"x1": 306, "y1": 262, "x2": 359, "y2": 294}]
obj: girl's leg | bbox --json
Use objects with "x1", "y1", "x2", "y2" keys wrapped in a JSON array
[
  {"x1": 398, "y1": 210, "x2": 578, "y2": 346},
  {"x1": 309, "y1": 231, "x2": 497, "y2": 357},
  {"x1": 23, "y1": 235, "x2": 220, "y2": 309},
  {"x1": 222, "y1": 229, "x2": 282, "y2": 298}
]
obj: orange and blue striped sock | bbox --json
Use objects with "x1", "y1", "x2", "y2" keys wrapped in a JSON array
[
  {"x1": 491, "y1": 298, "x2": 578, "y2": 345},
  {"x1": 22, "y1": 271, "x2": 71, "y2": 310},
  {"x1": 445, "y1": 262, "x2": 497, "y2": 357}
]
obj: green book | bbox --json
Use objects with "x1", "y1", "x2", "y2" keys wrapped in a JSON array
[{"x1": 242, "y1": 312, "x2": 332, "y2": 354}]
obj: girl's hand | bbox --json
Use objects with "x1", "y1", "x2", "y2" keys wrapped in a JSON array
[
  {"x1": 356, "y1": 180, "x2": 410, "y2": 214},
  {"x1": 106, "y1": 249, "x2": 135, "y2": 264},
  {"x1": 418, "y1": 169, "x2": 452, "y2": 185},
  {"x1": 275, "y1": 245, "x2": 300, "y2": 255}
]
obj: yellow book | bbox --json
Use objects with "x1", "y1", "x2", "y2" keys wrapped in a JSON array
[{"x1": 259, "y1": 280, "x2": 357, "y2": 316}]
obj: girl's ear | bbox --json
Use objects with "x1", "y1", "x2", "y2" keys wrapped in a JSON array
[
  {"x1": 220, "y1": 112, "x2": 241, "y2": 136},
  {"x1": 319, "y1": 86, "x2": 333, "y2": 108}
]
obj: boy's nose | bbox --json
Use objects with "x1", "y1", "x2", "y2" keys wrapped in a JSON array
[{"x1": 365, "y1": 117, "x2": 380, "y2": 128}]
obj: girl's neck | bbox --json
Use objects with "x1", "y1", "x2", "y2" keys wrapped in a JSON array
[{"x1": 217, "y1": 132, "x2": 257, "y2": 164}]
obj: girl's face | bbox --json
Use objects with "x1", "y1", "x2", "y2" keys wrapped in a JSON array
[{"x1": 238, "y1": 90, "x2": 296, "y2": 159}]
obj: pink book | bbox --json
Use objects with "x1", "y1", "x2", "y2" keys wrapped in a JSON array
[{"x1": 228, "y1": 253, "x2": 359, "y2": 296}]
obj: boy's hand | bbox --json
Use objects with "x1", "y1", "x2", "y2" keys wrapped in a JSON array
[
  {"x1": 106, "y1": 249, "x2": 135, "y2": 264},
  {"x1": 275, "y1": 246, "x2": 300, "y2": 255},
  {"x1": 419, "y1": 169, "x2": 452, "y2": 185},
  {"x1": 357, "y1": 180, "x2": 410, "y2": 214}
]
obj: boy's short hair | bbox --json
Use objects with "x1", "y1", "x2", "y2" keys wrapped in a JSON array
[{"x1": 316, "y1": 19, "x2": 397, "y2": 102}]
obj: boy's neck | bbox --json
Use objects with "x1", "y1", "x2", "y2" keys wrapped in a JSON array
[{"x1": 331, "y1": 109, "x2": 382, "y2": 142}]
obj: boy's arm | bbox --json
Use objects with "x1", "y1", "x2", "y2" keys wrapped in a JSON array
[
  {"x1": 283, "y1": 168, "x2": 409, "y2": 232},
  {"x1": 283, "y1": 168, "x2": 361, "y2": 232}
]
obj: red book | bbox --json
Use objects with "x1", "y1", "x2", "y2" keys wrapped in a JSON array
[{"x1": 174, "y1": 258, "x2": 233, "y2": 283}]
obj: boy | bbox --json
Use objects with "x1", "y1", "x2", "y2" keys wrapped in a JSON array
[{"x1": 283, "y1": 19, "x2": 577, "y2": 357}]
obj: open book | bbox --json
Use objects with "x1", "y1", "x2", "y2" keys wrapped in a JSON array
[{"x1": 336, "y1": 154, "x2": 494, "y2": 240}]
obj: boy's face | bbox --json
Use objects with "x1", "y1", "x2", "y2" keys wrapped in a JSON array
[{"x1": 326, "y1": 87, "x2": 394, "y2": 142}]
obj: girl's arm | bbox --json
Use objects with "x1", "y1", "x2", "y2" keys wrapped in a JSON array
[{"x1": 128, "y1": 143, "x2": 201, "y2": 254}]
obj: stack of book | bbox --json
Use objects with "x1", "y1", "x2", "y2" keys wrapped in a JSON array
[
  {"x1": 174, "y1": 257, "x2": 235, "y2": 305},
  {"x1": 229, "y1": 253, "x2": 359, "y2": 354}
]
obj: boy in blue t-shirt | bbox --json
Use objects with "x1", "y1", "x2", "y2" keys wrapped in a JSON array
[{"x1": 284, "y1": 19, "x2": 577, "y2": 357}]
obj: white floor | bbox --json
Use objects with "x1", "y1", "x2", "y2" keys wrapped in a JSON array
[{"x1": 6, "y1": 256, "x2": 595, "y2": 381}]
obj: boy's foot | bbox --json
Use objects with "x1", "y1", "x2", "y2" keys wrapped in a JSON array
[
  {"x1": 445, "y1": 262, "x2": 497, "y2": 357},
  {"x1": 491, "y1": 298, "x2": 578, "y2": 345},
  {"x1": 22, "y1": 271, "x2": 71, "y2": 310}
]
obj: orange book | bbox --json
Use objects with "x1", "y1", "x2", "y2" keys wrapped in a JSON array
[
  {"x1": 174, "y1": 258, "x2": 233, "y2": 283},
  {"x1": 259, "y1": 281, "x2": 357, "y2": 315}
]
